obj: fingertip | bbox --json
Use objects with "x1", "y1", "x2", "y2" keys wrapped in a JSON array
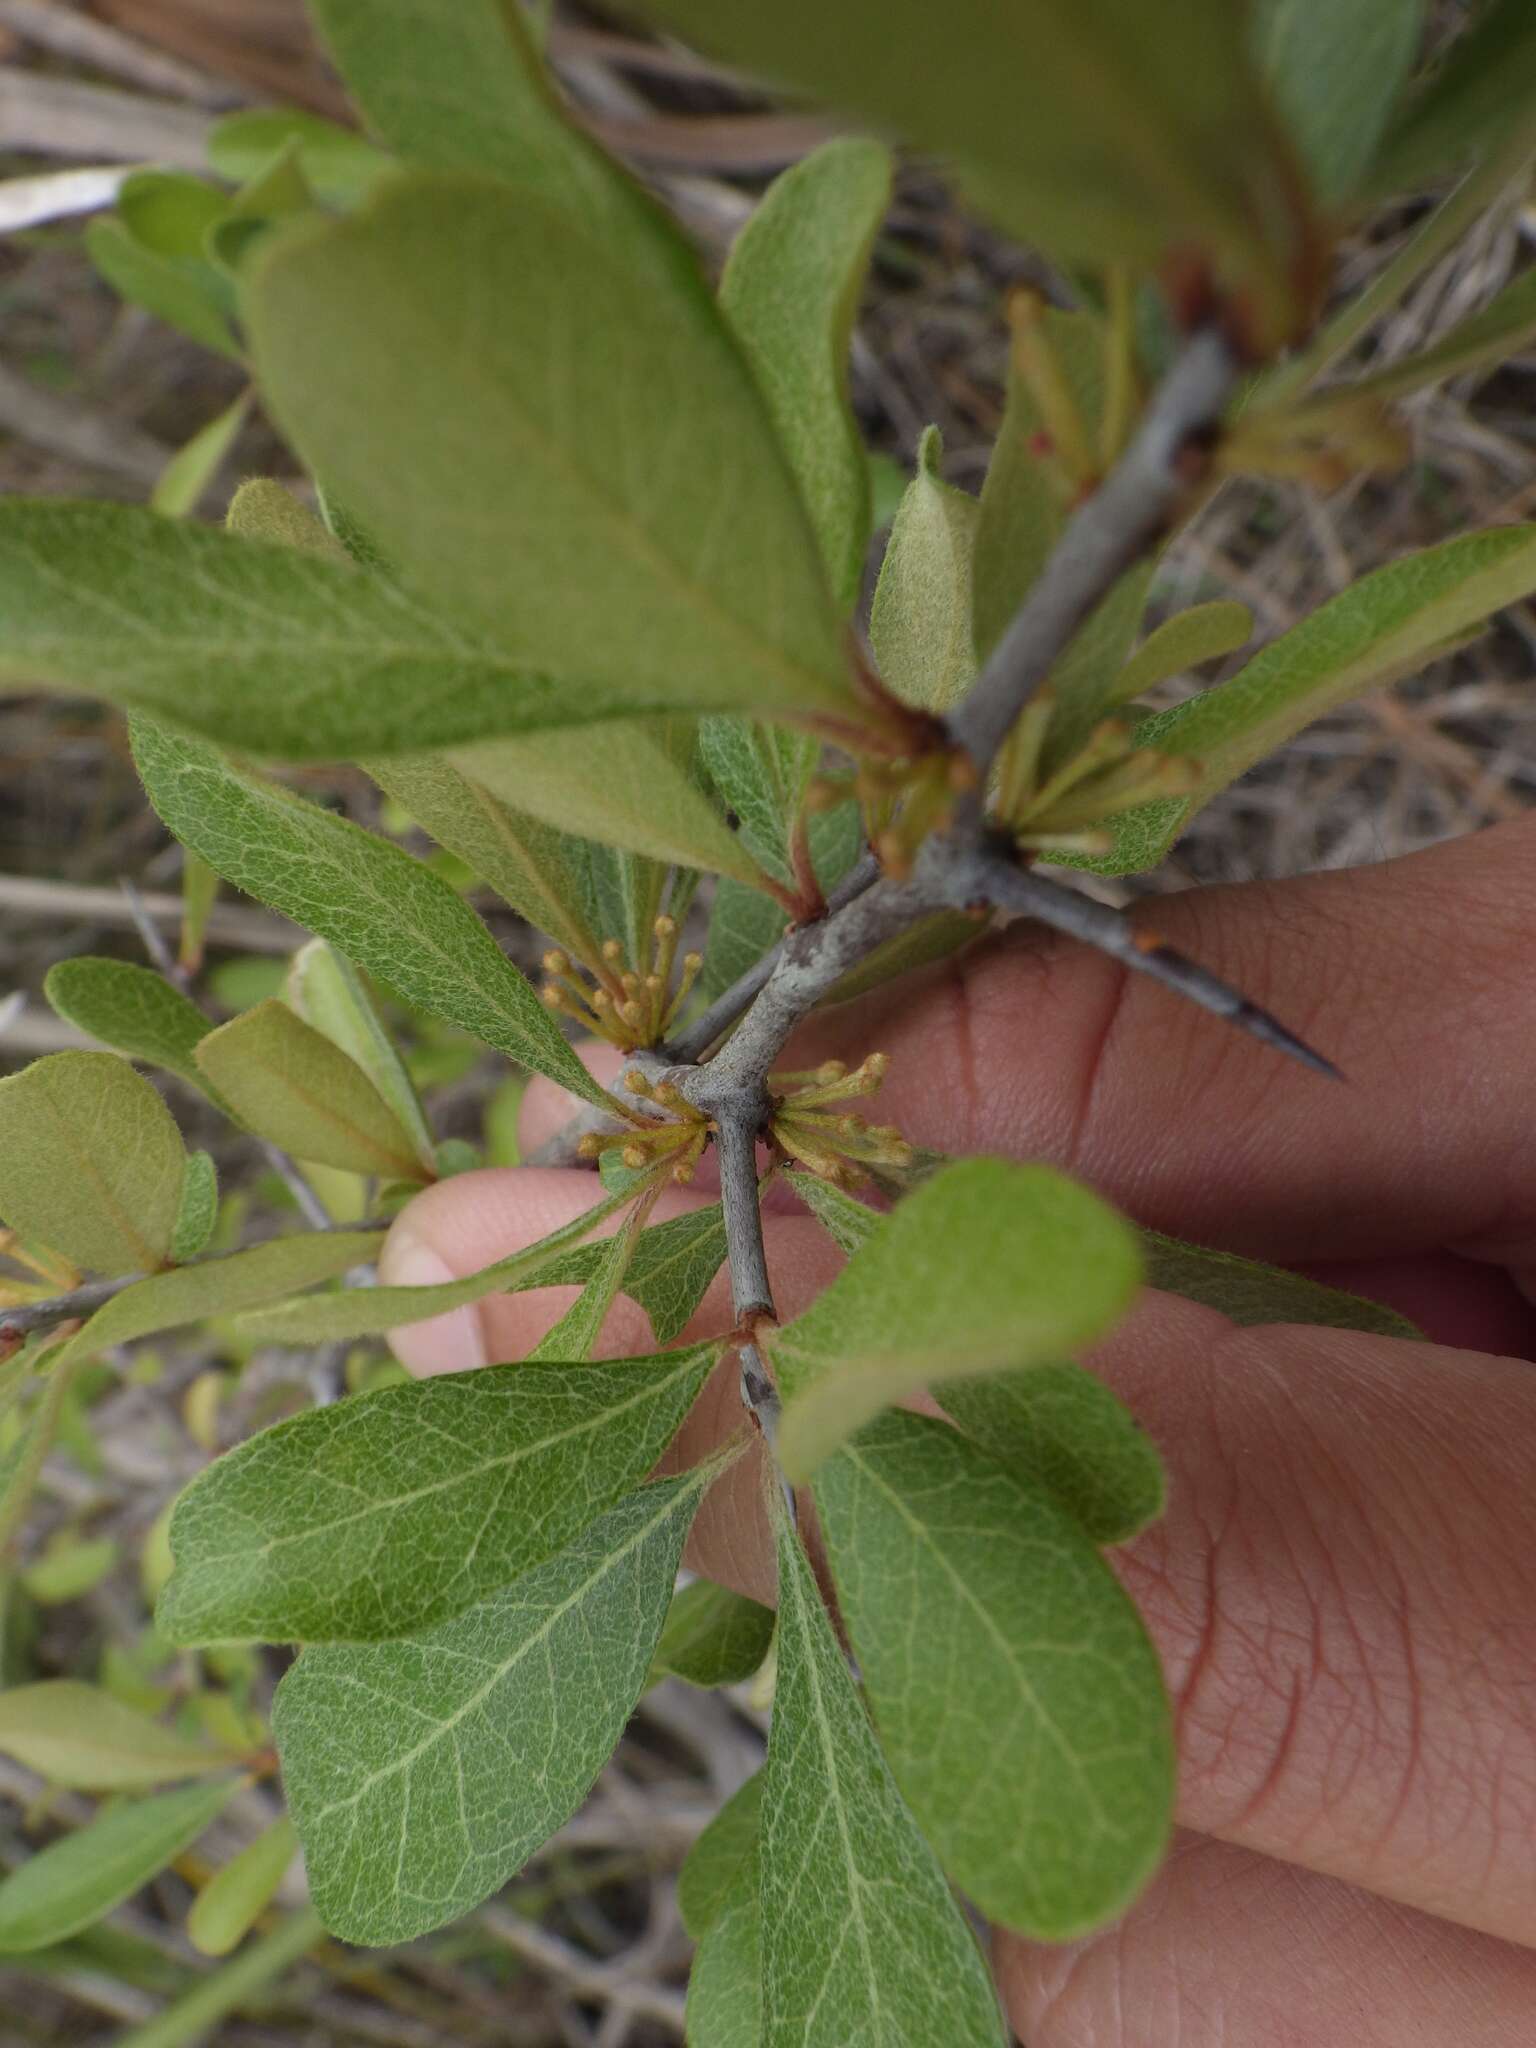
[{"x1": 518, "y1": 1042, "x2": 628, "y2": 1153}]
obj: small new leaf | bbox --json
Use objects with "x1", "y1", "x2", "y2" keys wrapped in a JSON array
[
  {"x1": 186, "y1": 1815, "x2": 298, "y2": 1957},
  {"x1": 871, "y1": 426, "x2": 980, "y2": 712},
  {"x1": 157, "y1": 1343, "x2": 723, "y2": 1644},
  {"x1": 815, "y1": 1411, "x2": 1174, "y2": 1938},
  {"x1": 0, "y1": 1052, "x2": 185, "y2": 1276},
  {"x1": 276, "y1": 1467, "x2": 722, "y2": 1944},
  {"x1": 194, "y1": 999, "x2": 427, "y2": 1182},
  {"x1": 170, "y1": 1151, "x2": 219, "y2": 1263}
]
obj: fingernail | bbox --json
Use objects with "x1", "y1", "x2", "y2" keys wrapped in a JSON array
[{"x1": 379, "y1": 1232, "x2": 487, "y2": 1377}]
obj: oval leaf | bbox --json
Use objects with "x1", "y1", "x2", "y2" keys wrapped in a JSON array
[
  {"x1": 0, "y1": 1052, "x2": 185, "y2": 1276},
  {"x1": 43, "y1": 957, "x2": 212, "y2": 1091},
  {"x1": 186, "y1": 1815, "x2": 298, "y2": 1957},
  {"x1": 156, "y1": 1343, "x2": 723, "y2": 1645},
  {"x1": 768, "y1": 1158, "x2": 1142, "y2": 1480},
  {"x1": 814, "y1": 1410, "x2": 1174, "y2": 1939},
  {"x1": 276, "y1": 1467, "x2": 718, "y2": 1944}
]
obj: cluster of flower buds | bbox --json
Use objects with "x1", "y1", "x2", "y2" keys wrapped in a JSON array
[
  {"x1": 539, "y1": 915, "x2": 703, "y2": 1053},
  {"x1": 807, "y1": 748, "x2": 977, "y2": 882},
  {"x1": 576, "y1": 1068, "x2": 710, "y2": 1187},
  {"x1": 767, "y1": 1053, "x2": 913, "y2": 1188}
]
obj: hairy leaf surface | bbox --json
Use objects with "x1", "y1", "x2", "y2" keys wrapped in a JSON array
[
  {"x1": 0, "y1": 1052, "x2": 184, "y2": 1276},
  {"x1": 769, "y1": 1159, "x2": 1141, "y2": 1478},
  {"x1": 169, "y1": 1150, "x2": 219, "y2": 1263},
  {"x1": 157, "y1": 1343, "x2": 722, "y2": 1644},
  {"x1": 679, "y1": 1771, "x2": 764, "y2": 1939},
  {"x1": 43, "y1": 957, "x2": 212, "y2": 1091},
  {"x1": 871, "y1": 426, "x2": 980, "y2": 712},
  {"x1": 815, "y1": 1411, "x2": 1174, "y2": 1937},
  {"x1": 1109, "y1": 599, "x2": 1254, "y2": 705},
  {"x1": 275, "y1": 1467, "x2": 719, "y2": 1944},
  {"x1": 130, "y1": 719, "x2": 610, "y2": 1109},
  {"x1": 532, "y1": 1202, "x2": 729, "y2": 1347},
  {"x1": 761, "y1": 1509, "x2": 1005, "y2": 2046},
  {"x1": 1144, "y1": 1230, "x2": 1420, "y2": 1339}
]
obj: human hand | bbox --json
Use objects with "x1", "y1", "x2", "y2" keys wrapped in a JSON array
[{"x1": 380, "y1": 818, "x2": 1536, "y2": 2045}]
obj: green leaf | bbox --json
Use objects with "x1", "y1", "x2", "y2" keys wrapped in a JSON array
[
  {"x1": 1367, "y1": 0, "x2": 1536, "y2": 197},
  {"x1": 687, "y1": 1849, "x2": 762, "y2": 2048},
  {"x1": 1084, "y1": 524, "x2": 1536, "y2": 872},
  {"x1": 940, "y1": 1363, "x2": 1166, "y2": 1546},
  {"x1": 186, "y1": 1815, "x2": 298, "y2": 1958},
  {"x1": 679, "y1": 1770, "x2": 763, "y2": 1938},
  {"x1": 453, "y1": 723, "x2": 766, "y2": 886},
  {"x1": 650, "y1": 1580, "x2": 775, "y2": 1689},
  {"x1": 366, "y1": 755, "x2": 604, "y2": 970},
  {"x1": 768, "y1": 1158, "x2": 1141, "y2": 1480},
  {"x1": 308, "y1": 0, "x2": 666, "y2": 259},
  {"x1": 38, "y1": 1230, "x2": 384, "y2": 1385},
  {"x1": 1254, "y1": 0, "x2": 1425, "y2": 202},
  {"x1": 815, "y1": 1410, "x2": 1174, "y2": 1939},
  {"x1": 1143, "y1": 1229, "x2": 1420, "y2": 1340},
  {"x1": 0, "y1": 1052, "x2": 185, "y2": 1276},
  {"x1": 170, "y1": 1151, "x2": 219, "y2": 1263},
  {"x1": 536, "y1": 1202, "x2": 728, "y2": 1348},
  {"x1": 0, "y1": 1683, "x2": 233, "y2": 1792},
  {"x1": 284, "y1": 940, "x2": 436, "y2": 1177},
  {"x1": 720, "y1": 138, "x2": 893, "y2": 609},
  {"x1": 782, "y1": 1170, "x2": 878, "y2": 1255},
  {"x1": 235, "y1": 1185, "x2": 630, "y2": 1345},
  {"x1": 193, "y1": 999, "x2": 426, "y2": 1182},
  {"x1": 0, "y1": 500, "x2": 687, "y2": 759},
  {"x1": 150, "y1": 391, "x2": 252, "y2": 520},
  {"x1": 85, "y1": 213, "x2": 239, "y2": 360},
  {"x1": 761, "y1": 1506, "x2": 1005, "y2": 2047},
  {"x1": 634, "y1": 0, "x2": 1316, "y2": 346},
  {"x1": 699, "y1": 718, "x2": 817, "y2": 891},
  {"x1": 870, "y1": 426, "x2": 980, "y2": 712},
  {"x1": 23, "y1": 1535, "x2": 119, "y2": 1606},
  {"x1": 1036, "y1": 561, "x2": 1155, "y2": 778},
  {"x1": 43, "y1": 958, "x2": 212, "y2": 1092},
  {"x1": 1278, "y1": 265, "x2": 1536, "y2": 416},
  {"x1": 130, "y1": 719, "x2": 612, "y2": 1111},
  {"x1": 157, "y1": 1341, "x2": 723, "y2": 1645},
  {"x1": 208, "y1": 108, "x2": 394, "y2": 208},
  {"x1": 246, "y1": 174, "x2": 860, "y2": 730},
  {"x1": 0, "y1": 1778, "x2": 240, "y2": 1953},
  {"x1": 698, "y1": 878, "x2": 793, "y2": 1007},
  {"x1": 275, "y1": 1464, "x2": 721, "y2": 1944},
  {"x1": 525, "y1": 1199, "x2": 648, "y2": 1363},
  {"x1": 224, "y1": 476, "x2": 347, "y2": 557},
  {"x1": 1108, "y1": 598, "x2": 1254, "y2": 704}
]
